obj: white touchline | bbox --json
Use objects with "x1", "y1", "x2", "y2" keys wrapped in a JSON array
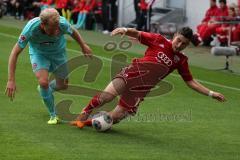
[{"x1": 1, "y1": 32, "x2": 240, "y2": 92}]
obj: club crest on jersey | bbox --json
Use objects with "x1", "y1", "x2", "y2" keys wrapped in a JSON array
[
  {"x1": 32, "y1": 63, "x2": 37, "y2": 70},
  {"x1": 19, "y1": 35, "x2": 26, "y2": 43}
]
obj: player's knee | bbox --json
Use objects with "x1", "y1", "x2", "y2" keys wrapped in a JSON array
[{"x1": 38, "y1": 79, "x2": 49, "y2": 89}]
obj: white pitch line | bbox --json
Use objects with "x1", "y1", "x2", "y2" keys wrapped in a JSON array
[
  {"x1": 0, "y1": 32, "x2": 19, "y2": 39},
  {"x1": 170, "y1": 74, "x2": 240, "y2": 92},
  {"x1": 1, "y1": 32, "x2": 240, "y2": 92}
]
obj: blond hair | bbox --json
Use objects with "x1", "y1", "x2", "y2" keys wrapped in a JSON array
[{"x1": 39, "y1": 8, "x2": 60, "y2": 26}]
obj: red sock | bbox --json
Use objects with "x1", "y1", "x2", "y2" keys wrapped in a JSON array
[
  {"x1": 83, "y1": 119, "x2": 92, "y2": 126},
  {"x1": 82, "y1": 95, "x2": 102, "y2": 115}
]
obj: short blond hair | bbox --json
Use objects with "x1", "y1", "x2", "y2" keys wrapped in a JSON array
[{"x1": 39, "y1": 8, "x2": 60, "y2": 26}]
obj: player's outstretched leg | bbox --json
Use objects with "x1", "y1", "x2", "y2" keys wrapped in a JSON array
[
  {"x1": 73, "y1": 105, "x2": 129, "y2": 129},
  {"x1": 71, "y1": 78, "x2": 126, "y2": 128}
]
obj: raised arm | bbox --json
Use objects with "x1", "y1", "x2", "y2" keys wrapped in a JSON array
[
  {"x1": 111, "y1": 27, "x2": 140, "y2": 39},
  {"x1": 5, "y1": 43, "x2": 24, "y2": 101},
  {"x1": 70, "y1": 26, "x2": 92, "y2": 57},
  {"x1": 186, "y1": 79, "x2": 226, "y2": 102}
]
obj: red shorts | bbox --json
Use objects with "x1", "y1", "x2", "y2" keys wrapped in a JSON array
[{"x1": 115, "y1": 60, "x2": 169, "y2": 115}]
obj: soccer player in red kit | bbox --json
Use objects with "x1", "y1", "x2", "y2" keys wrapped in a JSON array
[
  {"x1": 71, "y1": 27, "x2": 226, "y2": 128},
  {"x1": 197, "y1": 0, "x2": 219, "y2": 42}
]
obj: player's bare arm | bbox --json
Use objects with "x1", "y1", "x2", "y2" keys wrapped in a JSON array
[
  {"x1": 186, "y1": 79, "x2": 226, "y2": 102},
  {"x1": 111, "y1": 27, "x2": 140, "y2": 39},
  {"x1": 71, "y1": 26, "x2": 92, "y2": 57},
  {"x1": 5, "y1": 43, "x2": 24, "y2": 101}
]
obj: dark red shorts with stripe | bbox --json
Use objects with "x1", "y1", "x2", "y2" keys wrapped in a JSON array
[{"x1": 114, "y1": 60, "x2": 169, "y2": 115}]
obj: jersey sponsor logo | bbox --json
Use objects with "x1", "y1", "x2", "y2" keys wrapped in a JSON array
[
  {"x1": 40, "y1": 41, "x2": 55, "y2": 46},
  {"x1": 156, "y1": 52, "x2": 173, "y2": 66}
]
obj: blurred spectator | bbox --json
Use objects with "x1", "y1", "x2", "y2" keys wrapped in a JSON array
[
  {"x1": 137, "y1": 0, "x2": 148, "y2": 31},
  {"x1": 19, "y1": 0, "x2": 55, "y2": 20},
  {"x1": 197, "y1": 0, "x2": 218, "y2": 27},
  {"x1": 71, "y1": 0, "x2": 96, "y2": 29},
  {"x1": 85, "y1": 0, "x2": 103, "y2": 30},
  {"x1": 71, "y1": 0, "x2": 85, "y2": 24},
  {"x1": 134, "y1": 0, "x2": 140, "y2": 23},
  {"x1": 102, "y1": 0, "x2": 117, "y2": 34},
  {"x1": 8, "y1": 0, "x2": 23, "y2": 19},
  {"x1": 215, "y1": 4, "x2": 237, "y2": 46},
  {"x1": 55, "y1": 0, "x2": 68, "y2": 16},
  {"x1": 62, "y1": 0, "x2": 72, "y2": 21},
  {"x1": 82, "y1": 0, "x2": 95, "y2": 29},
  {"x1": 35, "y1": 0, "x2": 55, "y2": 10},
  {"x1": 27, "y1": 0, "x2": 41, "y2": 18},
  {"x1": 7, "y1": 0, "x2": 16, "y2": 16},
  {"x1": 73, "y1": 0, "x2": 86, "y2": 28},
  {"x1": 217, "y1": 0, "x2": 229, "y2": 17},
  {"x1": 197, "y1": 0, "x2": 229, "y2": 45},
  {"x1": 232, "y1": 24, "x2": 240, "y2": 43},
  {"x1": 230, "y1": 3, "x2": 240, "y2": 43},
  {"x1": 6, "y1": 0, "x2": 42, "y2": 20},
  {"x1": 0, "y1": 0, "x2": 6, "y2": 18},
  {"x1": 237, "y1": 0, "x2": 240, "y2": 15},
  {"x1": 137, "y1": 0, "x2": 155, "y2": 31},
  {"x1": 197, "y1": 0, "x2": 219, "y2": 45},
  {"x1": 91, "y1": 0, "x2": 102, "y2": 29}
]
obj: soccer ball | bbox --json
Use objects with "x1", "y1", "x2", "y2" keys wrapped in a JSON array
[{"x1": 92, "y1": 112, "x2": 113, "y2": 132}]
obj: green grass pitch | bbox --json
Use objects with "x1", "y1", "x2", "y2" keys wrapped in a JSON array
[{"x1": 0, "y1": 19, "x2": 240, "y2": 160}]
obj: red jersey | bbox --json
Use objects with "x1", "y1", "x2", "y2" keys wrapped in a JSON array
[
  {"x1": 72, "y1": 0, "x2": 85, "y2": 13},
  {"x1": 56, "y1": 0, "x2": 69, "y2": 9},
  {"x1": 216, "y1": 6, "x2": 229, "y2": 18},
  {"x1": 202, "y1": 5, "x2": 219, "y2": 22},
  {"x1": 139, "y1": 0, "x2": 148, "y2": 10},
  {"x1": 139, "y1": 0, "x2": 155, "y2": 10},
  {"x1": 93, "y1": 1, "x2": 102, "y2": 14},
  {"x1": 137, "y1": 31, "x2": 193, "y2": 82},
  {"x1": 84, "y1": 0, "x2": 96, "y2": 13},
  {"x1": 41, "y1": 0, "x2": 54, "y2": 5}
]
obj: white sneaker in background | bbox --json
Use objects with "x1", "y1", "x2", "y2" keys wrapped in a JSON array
[
  {"x1": 102, "y1": 30, "x2": 109, "y2": 34},
  {"x1": 210, "y1": 36, "x2": 220, "y2": 46}
]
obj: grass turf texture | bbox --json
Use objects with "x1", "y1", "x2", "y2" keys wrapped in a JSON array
[{"x1": 0, "y1": 21, "x2": 240, "y2": 160}]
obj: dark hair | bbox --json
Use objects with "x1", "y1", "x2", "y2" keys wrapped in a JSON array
[
  {"x1": 178, "y1": 27, "x2": 193, "y2": 41},
  {"x1": 212, "y1": 0, "x2": 216, "y2": 2},
  {"x1": 177, "y1": 27, "x2": 201, "y2": 46},
  {"x1": 219, "y1": 0, "x2": 226, "y2": 4}
]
